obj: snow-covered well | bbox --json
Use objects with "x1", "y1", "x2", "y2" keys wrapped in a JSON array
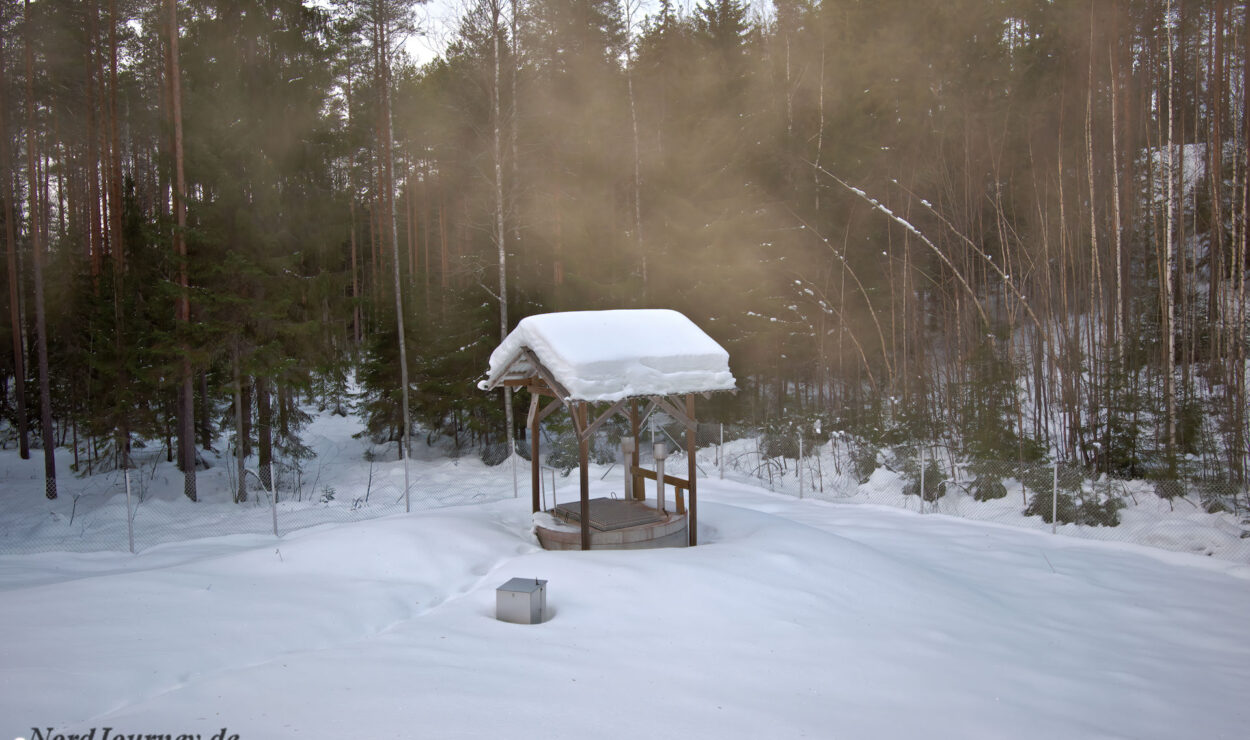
[{"x1": 480, "y1": 309, "x2": 736, "y2": 550}]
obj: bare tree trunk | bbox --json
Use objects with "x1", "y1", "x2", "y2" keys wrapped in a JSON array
[
  {"x1": 85, "y1": 0, "x2": 103, "y2": 277},
  {"x1": 623, "y1": 0, "x2": 645, "y2": 297},
  {"x1": 107, "y1": 0, "x2": 130, "y2": 469},
  {"x1": 814, "y1": 43, "x2": 825, "y2": 212},
  {"x1": 377, "y1": 1, "x2": 412, "y2": 472},
  {"x1": 1084, "y1": 10, "x2": 1103, "y2": 453},
  {"x1": 1164, "y1": 0, "x2": 1178, "y2": 463},
  {"x1": 508, "y1": 0, "x2": 521, "y2": 284},
  {"x1": 165, "y1": 0, "x2": 196, "y2": 499},
  {"x1": 0, "y1": 32, "x2": 29, "y2": 460},
  {"x1": 25, "y1": 0, "x2": 56, "y2": 499},
  {"x1": 407, "y1": 160, "x2": 417, "y2": 288},
  {"x1": 1234, "y1": 4, "x2": 1249, "y2": 480},
  {"x1": 232, "y1": 341, "x2": 246, "y2": 502},
  {"x1": 489, "y1": 1, "x2": 515, "y2": 456},
  {"x1": 106, "y1": 0, "x2": 123, "y2": 273},
  {"x1": 346, "y1": 71, "x2": 361, "y2": 346},
  {"x1": 1108, "y1": 33, "x2": 1124, "y2": 361},
  {"x1": 257, "y1": 375, "x2": 272, "y2": 492}
]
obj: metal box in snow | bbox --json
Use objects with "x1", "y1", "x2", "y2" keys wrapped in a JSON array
[{"x1": 496, "y1": 577, "x2": 547, "y2": 624}]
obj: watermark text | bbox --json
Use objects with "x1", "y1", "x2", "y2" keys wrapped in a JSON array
[{"x1": 23, "y1": 728, "x2": 239, "y2": 740}]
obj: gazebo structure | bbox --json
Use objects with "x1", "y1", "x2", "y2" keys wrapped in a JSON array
[{"x1": 479, "y1": 309, "x2": 736, "y2": 550}]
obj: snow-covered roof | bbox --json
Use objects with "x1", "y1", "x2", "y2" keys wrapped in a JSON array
[{"x1": 479, "y1": 309, "x2": 736, "y2": 402}]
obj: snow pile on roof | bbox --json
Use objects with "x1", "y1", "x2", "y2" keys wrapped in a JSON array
[{"x1": 480, "y1": 309, "x2": 736, "y2": 401}]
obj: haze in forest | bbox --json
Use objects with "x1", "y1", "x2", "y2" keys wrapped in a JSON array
[{"x1": 0, "y1": 0, "x2": 1247, "y2": 501}]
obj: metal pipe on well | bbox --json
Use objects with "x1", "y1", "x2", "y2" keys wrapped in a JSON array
[
  {"x1": 621, "y1": 436, "x2": 636, "y2": 500},
  {"x1": 654, "y1": 442, "x2": 667, "y2": 514}
]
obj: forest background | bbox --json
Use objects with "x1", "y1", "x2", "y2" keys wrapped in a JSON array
[{"x1": 0, "y1": 0, "x2": 1247, "y2": 504}]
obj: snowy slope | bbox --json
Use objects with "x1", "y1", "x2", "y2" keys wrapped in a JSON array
[{"x1": 2, "y1": 479, "x2": 1247, "y2": 739}]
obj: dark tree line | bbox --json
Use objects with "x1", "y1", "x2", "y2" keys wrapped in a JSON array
[{"x1": 1, "y1": 0, "x2": 1248, "y2": 498}]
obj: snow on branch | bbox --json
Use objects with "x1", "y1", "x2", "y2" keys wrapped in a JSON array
[{"x1": 808, "y1": 161, "x2": 989, "y2": 327}]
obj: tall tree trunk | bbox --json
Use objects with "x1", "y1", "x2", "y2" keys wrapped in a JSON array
[
  {"x1": 377, "y1": 0, "x2": 412, "y2": 467},
  {"x1": 25, "y1": 0, "x2": 56, "y2": 499},
  {"x1": 508, "y1": 0, "x2": 521, "y2": 289},
  {"x1": 1164, "y1": 0, "x2": 1178, "y2": 464},
  {"x1": 241, "y1": 379, "x2": 252, "y2": 459},
  {"x1": 1108, "y1": 31, "x2": 1124, "y2": 361},
  {"x1": 1084, "y1": 9, "x2": 1103, "y2": 451},
  {"x1": 490, "y1": 1, "x2": 514, "y2": 457},
  {"x1": 108, "y1": 0, "x2": 129, "y2": 469},
  {"x1": 106, "y1": 0, "x2": 123, "y2": 274},
  {"x1": 623, "y1": 0, "x2": 645, "y2": 298},
  {"x1": 1234, "y1": 3, "x2": 1249, "y2": 481},
  {"x1": 86, "y1": 0, "x2": 103, "y2": 277},
  {"x1": 166, "y1": 0, "x2": 195, "y2": 500},
  {"x1": 257, "y1": 375, "x2": 272, "y2": 492},
  {"x1": 407, "y1": 160, "x2": 417, "y2": 288},
  {"x1": 232, "y1": 341, "x2": 246, "y2": 503},
  {"x1": 346, "y1": 72, "x2": 362, "y2": 346},
  {"x1": 350, "y1": 197, "x2": 361, "y2": 345},
  {"x1": 0, "y1": 32, "x2": 29, "y2": 460}
]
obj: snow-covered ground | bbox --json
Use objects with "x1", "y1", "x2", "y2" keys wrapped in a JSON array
[
  {"x1": 2, "y1": 412, "x2": 1249, "y2": 738},
  {"x1": 716, "y1": 436, "x2": 1250, "y2": 564}
]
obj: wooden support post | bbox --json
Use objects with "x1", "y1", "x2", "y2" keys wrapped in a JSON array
[
  {"x1": 578, "y1": 403, "x2": 590, "y2": 550},
  {"x1": 530, "y1": 395, "x2": 541, "y2": 514},
  {"x1": 629, "y1": 399, "x2": 641, "y2": 499},
  {"x1": 621, "y1": 436, "x2": 635, "y2": 501},
  {"x1": 687, "y1": 394, "x2": 697, "y2": 547}
]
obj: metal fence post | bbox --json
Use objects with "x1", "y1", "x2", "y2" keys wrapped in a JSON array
[
  {"x1": 798, "y1": 435, "x2": 804, "y2": 499},
  {"x1": 125, "y1": 467, "x2": 134, "y2": 554},
  {"x1": 1052, "y1": 460, "x2": 1059, "y2": 534},
  {"x1": 403, "y1": 454, "x2": 411, "y2": 513},
  {"x1": 919, "y1": 448, "x2": 926, "y2": 514},
  {"x1": 272, "y1": 478, "x2": 279, "y2": 537}
]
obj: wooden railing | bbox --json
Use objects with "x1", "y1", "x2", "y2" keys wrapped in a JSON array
[{"x1": 629, "y1": 465, "x2": 688, "y2": 515}]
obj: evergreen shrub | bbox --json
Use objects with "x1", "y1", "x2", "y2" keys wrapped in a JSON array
[
  {"x1": 1024, "y1": 490, "x2": 1124, "y2": 526},
  {"x1": 902, "y1": 459, "x2": 945, "y2": 501},
  {"x1": 972, "y1": 476, "x2": 1008, "y2": 501},
  {"x1": 849, "y1": 440, "x2": 879, "y2": 484},
  {"x1": 1154, "y1": 479, "x2": 1186, "y2": 501}
]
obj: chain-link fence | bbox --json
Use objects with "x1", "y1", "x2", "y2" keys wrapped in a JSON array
[
  {"x1": 708, "y1": 424, "x2": 1250, "y2": 563},
  {"x1": 0, "y1": 443, "x2": 523, "y2": 556},
  {"x1": 5, "y1": 418, "x2": 1249, "y2": 562}
]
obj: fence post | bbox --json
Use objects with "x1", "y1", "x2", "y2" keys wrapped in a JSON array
[
  {"x1": 125, "y1": 467, "x2": 134, "y2": 554},
  {"x1": 1051, "y1": 461, "x2": 1059, "y2": 534},
  {"x1": 403, "y1": 453, "x2": 411, "y2": 514},
  {"x1": 798, "y1": 435, "x2": 804, "y2": 499},
  {"x1": 919, "y1": 448, "x2": 926, "y2": 515},
  {"x1": 271, "y1": 477, "x2": 279, "y2": 537}
]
